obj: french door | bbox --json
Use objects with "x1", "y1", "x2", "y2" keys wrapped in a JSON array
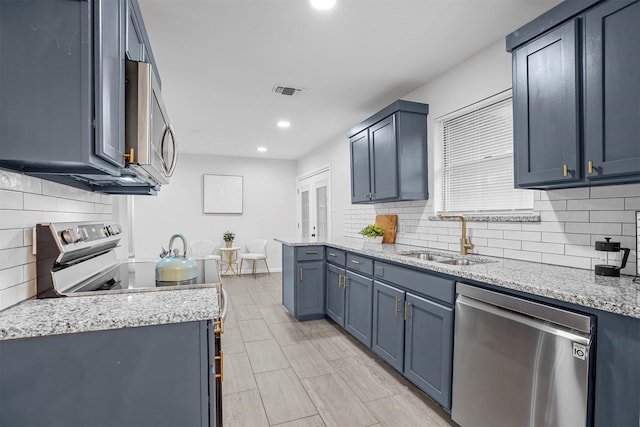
[{"x1": 297, "y1": 168, "x2": 330, "y2": 241}]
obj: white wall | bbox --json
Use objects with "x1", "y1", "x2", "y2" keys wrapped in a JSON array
[
  {"x1": 133, "y1": 153, "x2": 297, "y2": 274},
  {"x1": 300, "y1": 39, "x2": 640, "y2": 276},
  {"x1": 0, "y1": 169, "x2": 113, "y2": 310}
]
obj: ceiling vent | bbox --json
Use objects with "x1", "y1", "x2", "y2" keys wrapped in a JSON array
[{"x1": 273, "y1": 85, "x2": 303, "y2": 96}]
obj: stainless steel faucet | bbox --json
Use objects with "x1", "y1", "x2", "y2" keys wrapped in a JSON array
[{"x1": 438, "y1": 214, "x2": 474, "y2": 255}]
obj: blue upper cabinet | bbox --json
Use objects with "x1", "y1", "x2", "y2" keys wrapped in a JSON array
[
  {"x1": 348, "y1": 100, "x2": 429, "y2": 204},
  {"x1": 508, "y1": 0, "x2": 640, "y2": 189},
  {"x1": 0, "y1": 0, "x2": 161, "y2": 194}
]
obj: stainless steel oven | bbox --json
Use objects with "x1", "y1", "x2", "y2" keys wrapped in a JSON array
[{"x1": 125, "y1": 60, "x2": 177, "y2": 186}]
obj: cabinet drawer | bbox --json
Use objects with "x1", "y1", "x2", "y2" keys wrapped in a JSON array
[
  {"x1": 295, "y1": 246, "x2": 324, "y2": 261},
  {"x1": 374, "y1": 261, "x2": 454, "y2": 304},
  {"x1": 346, "y1": 253, "x2": 374, "y2": 276},
  {"x1": 325, "y1": 248, "x2": 346, "y2": 266}
]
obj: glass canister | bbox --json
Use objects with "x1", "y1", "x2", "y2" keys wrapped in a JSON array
[{"x1": 594, "y1": 237, "x2": 630, "y2": 277}]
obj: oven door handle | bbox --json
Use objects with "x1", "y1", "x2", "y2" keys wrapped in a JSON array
[
  {"x1": 219, "y1": 287, "x2": 229, "y2": 320},
  {"x1": 161, "y1": 125, "x2": 178, "y2": 177}
]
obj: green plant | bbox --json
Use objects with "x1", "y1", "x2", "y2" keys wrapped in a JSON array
[
  {"x1": 223, "y1": 231, "x2": 235, "y2": 242},
  {"x1": 359, "y1": 224, "x2": 384, "y2": 237}
]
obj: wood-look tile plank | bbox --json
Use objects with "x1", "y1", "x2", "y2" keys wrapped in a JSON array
[
  {"x1": 255, "y1": 368, "x2": 318, "y2": 425},
  {"x1": 268, "y1": 321, "x2": 309, "y2": 346},
  {"x1": 281, "y1": 341, "x2": 335, "y2": 379},
  {"x1": 235, "y1": 304, "x2": 263, "y2": 321},
  {"x1": 223, "y1": 389, "x2": 269, "y2": 427},
  {"x1": 302, "y1": 373, "x2": 378, "y2": 427},
  {"x1": 332, "y1": 356, "x2": 407, "y2": 402},
  {"x1": 245, "y1": 339, "x2": 290, "y2": 374},
  {"x1": 309, "y1": 330, "x2": 365, "y2": 361},
  {"x1": 273, "y1": 415, "x2": 327, "y2": 427},
  {"x1": 366, "y1": 392, "x2": 449, "y2": 427},
  {"x1": 222, "y1": 352, "x2": 257, "y2": 395},
  {"x1": 260, "y1": 303, "x2": 297, "y2": 324},
  {"x1": 229, "y1": 292, "x2": 255, "y2": 306},
  {"x1": 221, "y1": 327, "x2": 245, "y2": 355},
  {"x1": 239, "y1": 319, "x2": 274, "y2": 342}
]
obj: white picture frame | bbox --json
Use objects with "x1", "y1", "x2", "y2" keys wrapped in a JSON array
[{"x1": 203, "y1": 175, "x2": 243, "y2": 214}]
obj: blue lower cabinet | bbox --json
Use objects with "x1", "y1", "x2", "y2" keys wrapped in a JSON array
[
  {"x1": 404, "y1": 292, "x2": 453, "y2": 409},
  {"x1": 344, "y1": 271, "x2": 374, "y2": 347},
  {"x1": 326, "y1": 263, "x2": 346, "y2": 326},
  {"x1": 282, "y1": 246, "x2": 325, "y2": 321},
  {"x1": 372, "y1": 281, "x2": 405, "y2": 371}
]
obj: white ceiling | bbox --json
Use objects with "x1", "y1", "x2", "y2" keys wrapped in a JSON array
[{"x1": 138, "y1": 0, "x2": 560, "y2": 160}]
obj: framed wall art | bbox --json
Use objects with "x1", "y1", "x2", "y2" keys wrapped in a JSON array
[{"x1": 203, "y1": 174, "x2": 243, "y2": 214}]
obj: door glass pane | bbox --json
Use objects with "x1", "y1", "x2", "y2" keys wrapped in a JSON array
[
  {"x1": 316, "y1": 186, "x2": 327, "y2": 241},
  {"x1": 301, "y1": 190, "x2": 310, "y2": 238}
]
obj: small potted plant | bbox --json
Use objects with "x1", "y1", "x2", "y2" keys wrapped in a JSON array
[
  {"x1": 223, "y1": 231, "x2": 235, "y2": 248},
  {"x1": 359, "y1": 224, "x2": 384, "y2": 244}
]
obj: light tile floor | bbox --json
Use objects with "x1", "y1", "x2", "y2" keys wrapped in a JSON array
[{"x1": 221, "y1": 272, "x2": 458, "y2": 427}]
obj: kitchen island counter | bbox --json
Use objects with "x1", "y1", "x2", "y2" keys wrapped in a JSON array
[
  {"x1": 0, "y1": 285, "x2": 221, "y2": 341},
  {"x1": 275, "y1": 237, "x2": 640, "y2": 319}
]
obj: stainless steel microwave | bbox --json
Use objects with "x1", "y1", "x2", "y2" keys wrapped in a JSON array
[{"x1": 125, "y1": 60, "x2": 177, "y2": 186}]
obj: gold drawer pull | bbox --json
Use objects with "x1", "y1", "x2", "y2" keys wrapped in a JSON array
[
  {"x1": 351, "y1": 260, "x2": 361, "y2": 265},
  {"x1": 215, "y1": 351, "x2": 224, "y2": 382},
  {"x1": 404, "y1": 301, "x2": 410, "y2": 321},
  {"x1": 306, "y1": 250, "x2": 318, "y2": 254},
  {"x1": 588, "y1": 160, "x2": 593, "y2": 174},
  {"x1": 563, "y1": 164, "x2": 568, "y2": 177},
  {"x1": 394, "y1": 296, "x2": 400, "y2": 316},
  {"x1": 299, "y1": 268, "x2": 303, "y2": 281},
  {"x1": 328, "y1": 252, "x2": 337, "y2": 257},
  {"x1": 213, "y1": 319, "x2": 224, "y2": 335}
]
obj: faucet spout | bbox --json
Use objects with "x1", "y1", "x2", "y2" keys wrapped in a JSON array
[{"x1": 437, "y1": 214, "x2": 474, "y2": 255}]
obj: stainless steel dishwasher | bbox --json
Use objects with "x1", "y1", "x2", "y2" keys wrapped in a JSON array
[{"x1": 452, "y1": 283, "x2": 595, "y2": 427}]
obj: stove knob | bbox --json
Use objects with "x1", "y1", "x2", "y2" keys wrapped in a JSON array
[
  {"x1": 61, "y1": 228, "x2": 79, "y2": 244},
  {"x1": 113, "y1": 224, "x2": 122, "y2": 235},
  {"x1": 100, "y1": 227, "x2": 109, "y2": 237}
]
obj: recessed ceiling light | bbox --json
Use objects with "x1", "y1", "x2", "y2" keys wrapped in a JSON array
[
  {"x1": 257, "y1": 147, "x2": 268, "y2": 153},
  {"x1": 310, "y1": 0, "x2": 335, "y2": 10},
  {"x1": 277, "y1": 120, "x2": 291, "y2": 128}
]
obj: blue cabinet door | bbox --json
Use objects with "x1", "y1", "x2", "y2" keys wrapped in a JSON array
[
  {"x1": 404, "y1": 292, "x2": 453, "y2": 409},
  {"x1": 369, "y1": 115, "x2": 398, "y2": 200},
  {"x1": 584, "y1": 0, "x2": 640, "y2": 180},
  {"x1": 513, "y1": 19, "x2": 581, "y2": 187},
  {"x1": 326, "y1": 263, "x2": 345, "y2": 327},
  {"x1": 344, "y1": 271, "x2": 373, "y2": 347},
  {"x1": 372, "y1": 281, "x2": 405, "y2": 372},
  {"x1": 126, "y1": 0, "x2": 146, "y2": 61},
  {"x1": 296, "y1": 260, "x2": 325, "y2": 319},
  {"x1": 350, "y1": 129, "x2": 371, "y2": 203},
  {"x1": 94, "y1": 0, "x2": 126, "y2": 168}
]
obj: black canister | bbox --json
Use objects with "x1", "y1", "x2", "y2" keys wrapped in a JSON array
[{"x1": 594, "y1": 237, "x2": 630, "y2": 277}]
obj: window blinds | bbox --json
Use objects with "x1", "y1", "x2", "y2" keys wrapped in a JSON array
[{"x1": 439, "y1": 94, "x2": 533, "y2": 213}]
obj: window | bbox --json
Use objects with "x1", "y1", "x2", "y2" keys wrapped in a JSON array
[{"x1": 435, "y1": 90, "x2": 533, "y2": 214}]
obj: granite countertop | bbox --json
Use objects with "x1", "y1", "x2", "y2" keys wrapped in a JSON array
[
  {"x1": 0, "y1": 286, "x2": 221, "y2": 341},
  {"x1": 275, "y1": 237, "x2": 640, "y2": 319}
]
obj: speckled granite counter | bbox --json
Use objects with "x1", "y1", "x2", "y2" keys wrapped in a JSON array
[
  {"x1": 276, "y1": 237, "x2": 640, "y2": 319},
  {"x1": 0, "y1": 286, "x2": 220, "y2": 341}
]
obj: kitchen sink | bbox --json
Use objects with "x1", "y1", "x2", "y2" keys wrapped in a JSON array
[
  {"x1": 399, "y1": 252, "x2": 452, "y2": 262},
  {"x1": 398, "y1": 250, "x2": 493, "y2": 266},
  {"x1": 437, "y1": 259, "x2": 480, "y2": 266}
]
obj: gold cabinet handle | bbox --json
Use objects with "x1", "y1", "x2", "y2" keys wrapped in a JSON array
[
  {"x1": 588, "y1": 160, "x2": 593, "y2": 174},
  {"x1": 337, "y1": 274, "x2": 343, "y2": 288},
  {"x1": 404, "y1": 301, "x2": 410, "y2": 321},
  {"x1": 213, "y1": 318, "x2": 224, "y2": 335},
  {"x1": 123, "y1": 147, "x2": 135, "y2": 163},
  {"x1": 328, "y1": 252, "x2": 337, "y2": 257},
  {"x1": 351, "y1": 260, "x2": 361, "y2": 265},
  {"x1": 394, "y1": 296, "x2": 400, "y2": 316},
  {"x1": 344, "y1": 277, "x2": 348, "y2": 288},
  {"x1": 563, "y1": 164, "x2": 568, "y2": 177},
  {"x1": 215, "y1": 351, "x2": 224, "y2": 382},
  {"x1": 299, "y1": 268, "x2": 303, "y2": 281},
  {"x1": 306, "y1": 250, "x2": 318, "y2": 254}
]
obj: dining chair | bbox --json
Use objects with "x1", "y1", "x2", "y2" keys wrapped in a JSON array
[
  {"x1": 239, "y1": 239, "x2": 270, "y2": 278},
  {"x1": 188, "y1": 240, "x2": 221, "y2": 282}
]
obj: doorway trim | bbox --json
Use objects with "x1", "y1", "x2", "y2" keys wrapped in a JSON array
[{"x1": 296, "y1": 165, "x2": 332, "y2": 241}]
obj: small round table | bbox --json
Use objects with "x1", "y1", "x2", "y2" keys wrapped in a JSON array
[{"x1": 219, "y1": 247, "x2": 240, "y2": 276}]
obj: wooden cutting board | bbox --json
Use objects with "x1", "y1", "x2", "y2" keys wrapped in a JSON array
[{"x1": 375, "y1": 214, "x2": 398, "y2": 244}]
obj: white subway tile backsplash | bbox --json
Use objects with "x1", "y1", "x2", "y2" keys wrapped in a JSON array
[
  {"x1": 622, "y1": 223, "x2": 636, "y2": 236},
  {"x1": 589, "y1": 210, "x2": 636, "y2": 223},
  {"x1": 474, "y1": 246, "x2": 504, "y2": 257},
  {"x1": 0, "y1": 229, "x2": 24, "y2": 250},
  {"x1": 521, "y1": 241, "x2": 564, "y2": 254},
  {"x1": 521, "y1": 221, "x2": 565, "y2": 233},
  {"x1": 541, "y1": 232, "x2": 591, "y2": 246},
  {"x1": 0, "y1": 170, "x2": 114, "y2": 309},
  {"x1": 503, "y1": 249, "x2": 542, "y2": 263},
  {"x1": 625, "y1": 197, "x2": 640, "y2": 210},
  {"x1": 487, "y1": 238, "x2": 522, "y2": 250},
  {"x1": 590, "y1": 184, "x2": 640, "y2": 198},
  {"x1": 487, "y1": 223, "x2": 522, "y2": 231},
  {"x1": 469, "y1": 228, "x2": 504, "y2": 239},
  {"x1": 533, "y1": 200, "x2": 567, "y2": 211},
  {"x1": 564, "y1": 244, "x2": 595, "y2": 258},
  {"x1": 503, "y1": 231, "x2": 541, "y2": 242},
  {"x1": 540, "y1": 210, "x2": 589, "y2": 222},
  {"x1": 0, "y1": 190, "x2": 24, "y2": 210},
  {"x1": 541, "y1": 187, "x2": 590, "y2": 200},
  {"x1": 565, "y1": 222, "x2": 622, "y2": 235},
  {"x1": 567, "y1": 198, "x2": 625, "y2": 211}
]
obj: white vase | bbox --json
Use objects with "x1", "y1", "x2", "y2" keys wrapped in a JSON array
[{"x1": 363, "y1": 235, "x2": 383, "y2": 244}]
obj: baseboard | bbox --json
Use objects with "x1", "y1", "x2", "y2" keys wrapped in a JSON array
[{"x1": 222, "y1": 267, "x2": 282, "y2": 276}]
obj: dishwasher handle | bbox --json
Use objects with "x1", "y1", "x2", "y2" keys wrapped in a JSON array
[{"x1": 456, "y1": 294, "x2": 592, "y2": 347}]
